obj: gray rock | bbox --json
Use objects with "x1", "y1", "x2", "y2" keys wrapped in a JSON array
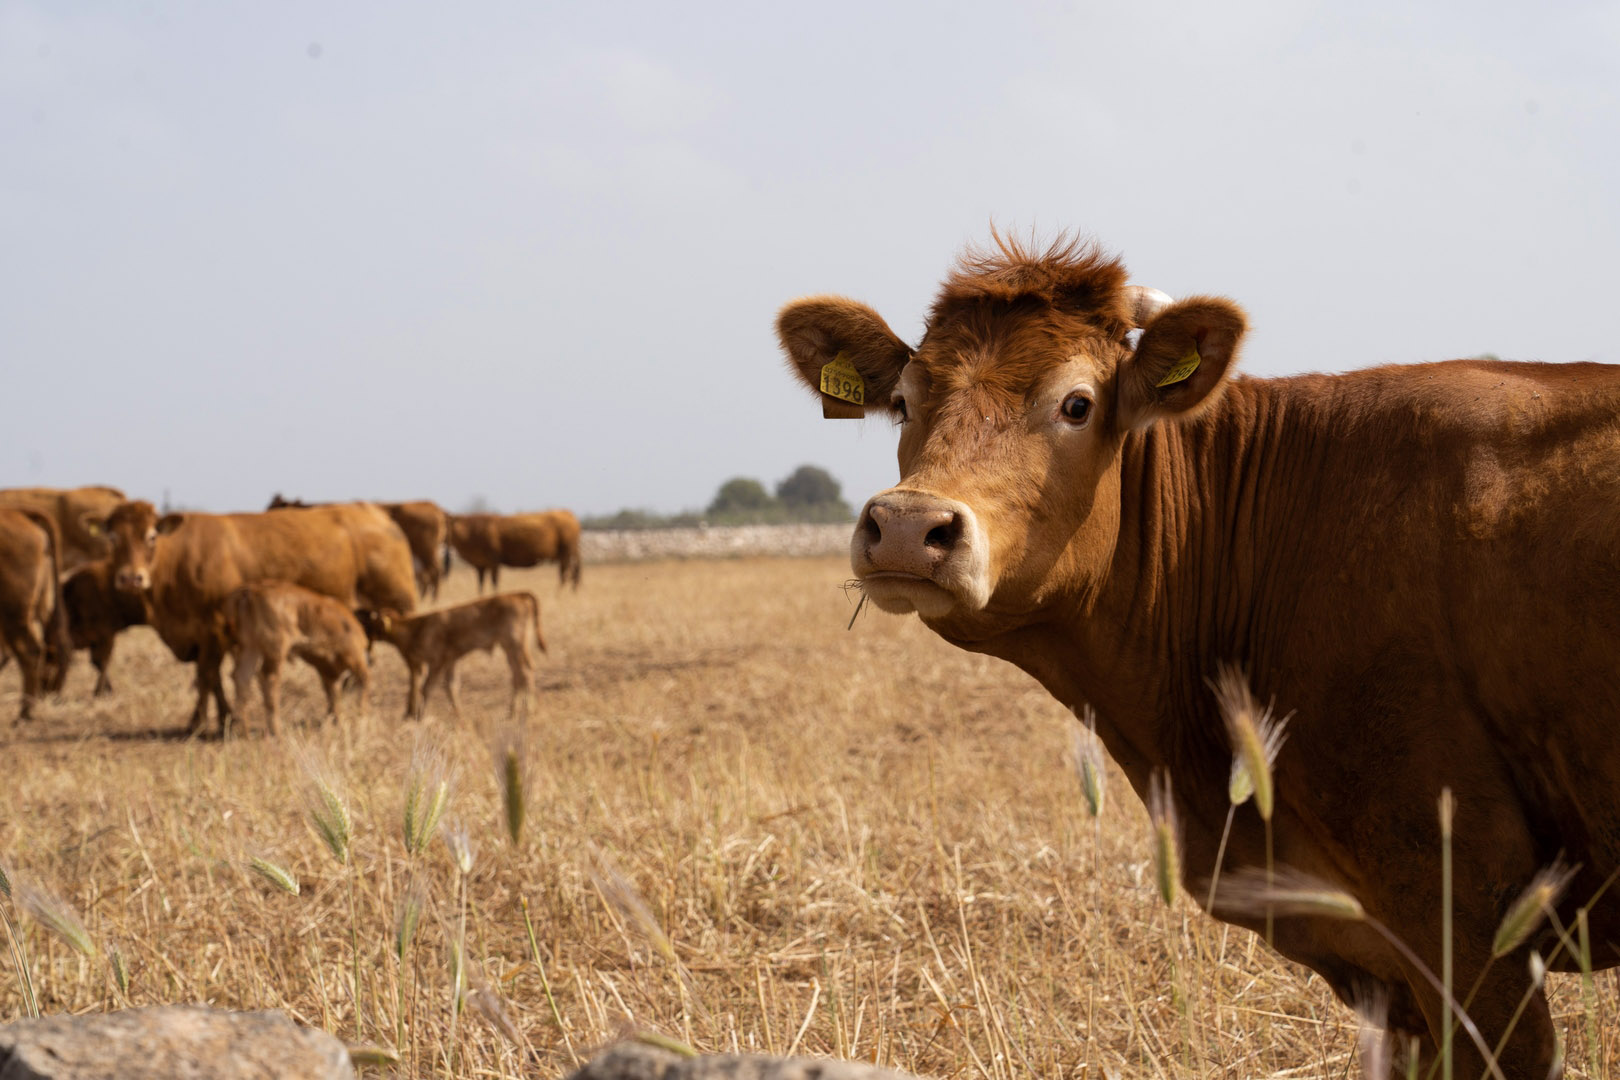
[
  {"x1": 566, "y1": 1041, "x2": 923, "y2": 1080},
  {"x1": 0, "y1": 1005, "x2": 354, "y2": 1080}
]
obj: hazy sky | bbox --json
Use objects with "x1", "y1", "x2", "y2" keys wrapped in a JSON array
[{"x1": 4, "y1": 1, "x2": 1616, "y2": 516}]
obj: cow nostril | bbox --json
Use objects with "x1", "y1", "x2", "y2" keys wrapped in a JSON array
[
  {"x1": 863, "y1": 513, "x2": 883, "y2": 546},
  {"x1": 924, "y1": 515, "x2": 961, "y2": 551}
]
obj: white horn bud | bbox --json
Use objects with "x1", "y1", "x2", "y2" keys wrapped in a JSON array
[{"x1": 1124, "y1": 285, "x2": 1173, "y2": 328}]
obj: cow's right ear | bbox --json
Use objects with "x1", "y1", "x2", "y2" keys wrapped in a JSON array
[
  {"x1": 155, "y1": 514, "x2": 186, "y2": 535},
  {"x1": 81, "y1": 514, "x2": 106, "y2": 537},
  {"x1": 776, "y1": 296, "x2": 913, "y2": 419}
]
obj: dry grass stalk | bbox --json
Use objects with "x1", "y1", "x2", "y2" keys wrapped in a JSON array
[
  {"x1": 444, "y1": 820, "x2": 475, "y2": 877},
  {"x1": 1210, "y1": 867, "x2": 1365, "y2": 922},
  {"x1": 394, "y1": 877, "x2": 427, "y2": 963}
]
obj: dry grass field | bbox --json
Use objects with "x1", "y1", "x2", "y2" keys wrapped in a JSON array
[{"x1": 1, "y1": 555, "x2": 1615, "y2": 1078}]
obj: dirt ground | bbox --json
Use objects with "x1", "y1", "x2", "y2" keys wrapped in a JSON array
[{"x1": 0, "y1": 556, "x2": 1611, "y2": 1077}]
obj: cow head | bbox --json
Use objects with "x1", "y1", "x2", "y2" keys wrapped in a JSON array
[
  {"x1": 85, "y1": 500, "x2": 184, "y2": 593},
  {"x1": 777, "y1": 236, "x2": 1246, "y2": 640}
]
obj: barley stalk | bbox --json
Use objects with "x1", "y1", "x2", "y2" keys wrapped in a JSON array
[{"x1": 17, "y1": 882, "x2": 96, "y2": 957}]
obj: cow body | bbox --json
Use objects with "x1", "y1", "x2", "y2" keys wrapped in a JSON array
[
  {"x1": 0, "y1": 509, "x2": 70, "y2": 720},
  {"x1": 449, "y1": 511, "x2": 581, "y2": 592},
  {"x1": 0, "y1": 486, "x2": 125, "y2": 572},
  {"x1": 225, "y1": 581, "x2": 370, "y2": 734},
  {"x1": 271, "y1": 496, "x2": 449, "y2": 600},
  {"x1": 777, "y1": 235, "x2": 1620, "y2": 1076},
  {"x1": 95, "y1": 500, "x2": 415, "y2": 734},
  {"x1": 357, "y1": 592, "x2": 546, "y2": 720},
  {"x1": 55, "y1": 559, "x2": 147, "y2": 696},
  {"x1": 382, "y1": 501, "x2": 449, "y2": 600}
]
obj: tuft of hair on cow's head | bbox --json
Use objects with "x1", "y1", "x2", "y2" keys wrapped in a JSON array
[{"x1": 775, "y1": 230, "x2": 1251, "y2": 627}]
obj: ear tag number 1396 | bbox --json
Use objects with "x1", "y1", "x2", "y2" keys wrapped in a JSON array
[{"x1": 820, "y1": 353, "x2": 865, "y2": 405}]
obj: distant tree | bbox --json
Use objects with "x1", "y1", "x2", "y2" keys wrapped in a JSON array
[
  {"x1": 463, "y1": 494, "x2": 495, "y2": 514},
  {"x1": 707, "y1": 477, "x2": 775, "y2": 515},
  {"x1": 775, "y1": 465, "x2": 845, "y2": 510}
]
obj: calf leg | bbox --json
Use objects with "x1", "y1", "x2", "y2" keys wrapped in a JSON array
[
  {"x1": 405, "y1": 661, "x2": 425, "y2": 721},
  {"x1": 258, "y1": 654, "x2": 285, "y2": 737},
  {"x1": 502, "y1": 641, "x2": 535, "y2": 718},
  {"x1": 232, "y1": 648, "x2": 261, "y2": 729}
]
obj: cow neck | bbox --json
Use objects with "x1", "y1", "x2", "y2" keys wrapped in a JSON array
[{"x1": 982, "y1": 377, "x2": 1326, "y2": 815}]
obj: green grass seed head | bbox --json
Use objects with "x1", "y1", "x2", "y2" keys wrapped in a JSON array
[
  {"x1": 1070, "y1": 707, "x2": 1105, "y2": 818},
  {"x1": 246, "y1": 856, "x2": 301, "y2": 896},
  {"x1": 299, "y1": 750, "x2": 353, "y2": 866},
  {"x1": 17, "y1": 882, "x2": 96, "y2": 957},
  {"x1": 403, "y1": 740, "x2": 452, "y2": 857},
  {"x1": 0, "y1": 861, "x2": 10, "y2": 900},
  {"x1": 1211, "y1": 664, "x2": 1289, "y2": 818},
  {"x1": 108, "y1": 941, "x2": 129, "y2": 996},
  {"x1": 492, "y1": 728, "x2": 528, "y2": 847},
  {"x1": 1492, "y1": 863, "x2": 1576, "y2": 959},
  {"x1": 1148, "y1": 769, "x2": 1179, "y2": 907}
]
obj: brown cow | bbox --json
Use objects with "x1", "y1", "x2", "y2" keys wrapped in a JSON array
[
  {"x1": 0, "y1": 486, "x2": 126, "y2": 572},
  {"x1": 91, "y1": 500, "x2": 415, "y2": 734},
  {"x1": 269, "y1": 495, "x2": 449, "y2": 600},
  {"x1": 356, "y1": 592, "x2": 546, "y2": 720},
  {"x1": 225, "y1": 581, "x2": 370, "y2": 735},
  {"x1": 0, "y1": 509, "x2": 70, "y2": 721},
  {"x1": 448, "y1": 511, "x2": 581, "y2": 592},
  {"x1": 776, "y1": 233, "x2": 1620, "y2": 1077},
  {"x1": 47, "y1": 558, "x2": 147, "y2": 697}
]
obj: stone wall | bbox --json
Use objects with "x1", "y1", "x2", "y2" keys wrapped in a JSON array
[{"x1": 580, "y1": 524, "x2": 851, "y2": 563}]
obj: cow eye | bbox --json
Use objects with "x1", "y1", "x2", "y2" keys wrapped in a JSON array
[
  {"x1": 145, "y1": 530, "x2": 158, "y2": 546},
  {"x1": 891, "y1": 394, "x2": 909, "y2": 423},
  {"x1": 1060, "y1": 392, "x2": 1093, "y2": 426}
]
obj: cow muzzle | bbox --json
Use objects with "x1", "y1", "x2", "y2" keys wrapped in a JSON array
[
  {"x1": 852, "y1": 491, "x2": 991, "y2": 617},
  {"x1": 115, "y1": 567, "x2": 150, "y2": 593}
]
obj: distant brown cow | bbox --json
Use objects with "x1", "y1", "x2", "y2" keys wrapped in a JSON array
[
  {"x1": 448, "y1": 511, "x2": 581, "y2": 592},
  {"x1": 269, "y1": 495, "x2": 449, "y2": 600},
  {"x1": 225, "y1": 581, "x2": 370, "y2": 735},
  {"x1": 0, "y1": 508, "x2": 70, "y2": 721},
  {"x1": 0, "y1": 486, "x2": 126, "y2": 572},
  {"x1": 356, "y1": 592, "x2": 546, "y2": 720},
  {"x1": 91, "y1": 500, "x2": 415, "y2": 734},
  {"x1": 47, "y1": 558, "x2": 147, "y2": 697}
]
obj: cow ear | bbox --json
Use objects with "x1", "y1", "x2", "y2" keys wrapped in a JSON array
[
  {"x1": 155, "y1": 513, "x2": 185, "y2": 535},
  {"x1": 81, "y1": 513, "x2": 106, "y2": 537},
  {"x1": 776, "y1": 295, "x2": 912, "y2": 419},
  {"x1": 1117, "y1": 297, "x2": 1247, "y2": 429}
]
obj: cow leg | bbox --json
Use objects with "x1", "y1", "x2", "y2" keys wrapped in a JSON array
[
  {"x1": 316, "y1": 665, "x2": 341, "y2": 724},
  {"x1": 189, "y1": 637, "x2": 232, "y2": 736},
  {"x1": 440, "y1": 660, "x2": 462, "y2": 720},
  {"x1": 490, "y1": 565, "x2": 499, "y2": 591},
  {"x1": 405, "y1": 661, "x2": 425, "y2": 721},
  {"x1": 1, "y1": 620, "x2": 44, "y2": 722},
  {"x1": 348, "y1": 650, "x2": 371, "y2": 719},
  {"x1": 91, "y1": 637, "x2": 116, "y2": 696}
]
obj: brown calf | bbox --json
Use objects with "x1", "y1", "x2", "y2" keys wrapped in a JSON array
[
  {"x1": 49, "y1": 558, "x2": 148, "y2": 697},
  {"x1": 357, "y1": 592, "x2": 546, "y2": 720},
  {"x1": 0, "y1": 508, "x2": 70, "y2": 721},
  {"x1": 225, "y1": 581, "x2": 371, "y2": 736}
]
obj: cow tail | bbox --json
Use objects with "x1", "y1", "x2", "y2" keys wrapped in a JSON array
[
  {"x1": 530, "y1": 592, "x2": 547, "y2": 654},
  {"x1": 21, "y1": 509, "x2": 72, "y2": 687}
]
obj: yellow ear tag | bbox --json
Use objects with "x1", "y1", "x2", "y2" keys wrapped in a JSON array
[
  {"x1": 819, "y1": 352, "x2": 866, "y2": 406},
  {"x1": 1155, "y1": 348, "x2": 1201, "y2": 388}
]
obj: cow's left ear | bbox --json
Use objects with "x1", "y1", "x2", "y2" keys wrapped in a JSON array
[
  {"x1": 1117, "y1": 297, "x2": 1247, "y2": 429},
  {"x1": 155, "y1": 513, "x2": 186, "y2": 535}
]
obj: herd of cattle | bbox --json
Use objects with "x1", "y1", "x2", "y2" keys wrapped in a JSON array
[{"x1": 0, "y1": 486, "x2": 578, "y2": 733}]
